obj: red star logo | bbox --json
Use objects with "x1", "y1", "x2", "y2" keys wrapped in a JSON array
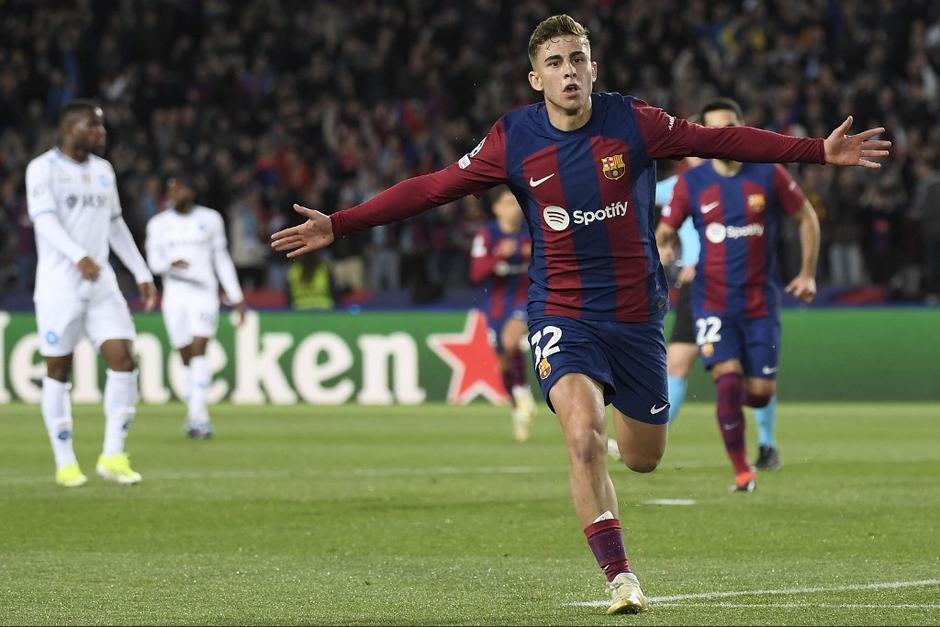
[{"x1": 427, "y1": 310, "x2": 509, "y2": 405}]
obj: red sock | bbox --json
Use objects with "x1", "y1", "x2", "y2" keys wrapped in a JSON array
[
  {"x1": 508, "y1": 350, "x2": 527, "y2": 389},
  {"x1": 500, "y1": 366, "x2": 514, "y2": 403},
  {"x1": 584, "y1": 518, "x2": 631, "y2": 582},
  {"x1": 715, "y1": 373, "x2": 750, "y2": 475}
]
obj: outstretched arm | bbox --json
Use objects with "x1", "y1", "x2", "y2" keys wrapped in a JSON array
[
  {"x1": 634, "y1": 100, "x2": 890, "y2": 167},
  {"x1": 272, "y1": 122, "x2": 508, "y2": 259}
]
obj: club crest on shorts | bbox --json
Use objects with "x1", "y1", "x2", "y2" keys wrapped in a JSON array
[
  {"x1": 538, "y1": 356, "x2": 552, "y2": 380},
  {"x1": 601, "y1": 154, "x2": 625, "y2": 180},
  {"x1": 702, "y1": 343, "x2": 714, "y2": 358}
]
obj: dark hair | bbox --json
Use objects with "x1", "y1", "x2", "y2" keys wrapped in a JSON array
[
  {"x1": 167, "y1": 171, "x2": 203, "y2": 196},
  {"x1": 58, "y1": 99, "x2": 99, "y2": 123},
  {"x1": 700, "y1": 98, "x2": 744, "y2": 124}
]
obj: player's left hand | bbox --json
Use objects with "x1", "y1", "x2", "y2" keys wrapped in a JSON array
[
  {"x1": 139, "y1": 281, "x2": 158, "y2": 312},
  {"x1": 658, "y1": 242, "x2": 676, "y2": 265},
  {"x1": 785, "y1": 274, "x2": 817, "y2": 303},
  {"x1": 270, "y1": 204, "x2": 335, "y2": 258},
  {"x1": 233, "y1": 301, "x2": 247, "y2": 327},
  {"x1": 823, "y1": 116, "x2": 892, "y2": 168}
]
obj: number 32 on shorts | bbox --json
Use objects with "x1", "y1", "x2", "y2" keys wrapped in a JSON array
[
  {"x1": 530, "y1": 325, "x2": 562, "y2": 380},
  {"x1": 695, "y1": 316, "x2": 722, "y2": 346}
]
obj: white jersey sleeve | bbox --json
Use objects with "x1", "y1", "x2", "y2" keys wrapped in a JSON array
[
  {"x1": 26, "y1": 156, "x2": 87, "y2": 263},
  {"x1": 31, "y1": 213, "x2": 87, "y2": 263},
  {"x1": 107, "y1": 162, "x2": 123, "y2": 220},
  {"x1": 26, "y1": 156, "x2": 59, "y2": 220},
  {"x1": 145, "y1": 214, "x2": 172, "y2": 275},
  {"x1": 109, "y1": 215, "x2": 153, "y2": 284},
  {"x1": 210, "y1": 212, "x2": 244, "y2": 303}
]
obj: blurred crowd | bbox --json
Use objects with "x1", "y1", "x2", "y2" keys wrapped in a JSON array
[{"x1": 1, "y1": 0, "x2": 939, "y2": 305}]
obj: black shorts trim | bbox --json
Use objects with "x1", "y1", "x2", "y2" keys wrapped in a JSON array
[{"x1": 669, "y1": 281, "x2": 695, "y2": 344}]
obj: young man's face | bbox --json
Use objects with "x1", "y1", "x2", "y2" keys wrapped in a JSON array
[
  {"x1": 703, "y1": 108, "x2": 743, "y2": 129},
  {"x1": 167, "y1": 179, "x2": 195, "y2": 206},
  {"x1": 528, "y1": 36, "x2": 596, "y2": 113},
  {"x1": 492, "y1": 190, "x2": 523, "y2": 226},
  {"x1": 67, "y1": 108, "x2": 107, "y2": 153}
]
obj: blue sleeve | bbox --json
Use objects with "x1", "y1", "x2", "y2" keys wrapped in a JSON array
[
  {"x1": 678, "y1": 218, "x2": 700, "y2": 266},
  {"x1": 655, "y1": 175, "x2": 678, "y2": 207}
]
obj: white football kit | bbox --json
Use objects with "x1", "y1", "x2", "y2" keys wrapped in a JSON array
[
  {"x1": 145, "y1": 205, "x2": 243, "y2": 348},
  {"x1": 26, "y1": 148, "x2": 152, "y2": 356}
]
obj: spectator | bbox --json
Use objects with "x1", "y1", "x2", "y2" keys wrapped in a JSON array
[
  {"x1": 287, "y1": 252, "x2": 336, "y2": 310},
  {"x1": 911, "y1": 160, "x2": 940, "y2": 302},
  {"x1": 0, "y1": 0, "x2": 936, "y2": 303}
]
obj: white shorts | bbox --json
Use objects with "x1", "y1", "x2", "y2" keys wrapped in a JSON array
[
  {"x1": 35, "y1": 282, "x2": 136, "y2": 357},
  {"x1": 161, "y1": 287, "x2": 219, "y2": 349}
]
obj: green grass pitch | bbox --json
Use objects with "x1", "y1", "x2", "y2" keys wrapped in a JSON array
[{"x1": 1, "y1": 401, "x2": 938, "y2": 625}]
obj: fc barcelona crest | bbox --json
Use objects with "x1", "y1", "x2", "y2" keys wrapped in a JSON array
[
  {"x1": 538, "y1": 357, "x2": 552, "y2": 380},
  {"x1": 601, "y1": 154, "x2": 625, "y2": 180},
  {"x1": 747, "y1": 193, "x2": 766, "y2": 212}
]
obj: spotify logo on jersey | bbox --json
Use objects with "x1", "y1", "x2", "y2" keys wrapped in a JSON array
[{"x1": 543, "y1": 206, "x2": 570, "y2": 232}]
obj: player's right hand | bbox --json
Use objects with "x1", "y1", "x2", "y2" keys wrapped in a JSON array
[
  {"x1": 270, "y1": 204, "x2": 335, "y2": 258},
  {"x1": 678, "y1": 264, "x2": 696, "y2": 285},
  {"x1": 497, "y1": 239, "x2": 518, "y2": 258},
  {"x1": 76, "y1": 256, "x2": 101, "y2": 281},
  {"x1": 138, "y1": 282, "x2": 158, "y2": 312},
  {"x1": 233, "y1": 301, "x2": 247, "y2": 327}
]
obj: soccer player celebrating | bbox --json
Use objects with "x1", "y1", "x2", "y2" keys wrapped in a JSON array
[
  {"x1": 470, "y1": 187, "x2": 537, "y2": 442},
  {"x1": 145, "y1": 174, "x2": 246, "y2": 439},
  {"x1": 657, "y1": 98, "x2": 820, "y2": 492},
  {"x1": 271, "y1": 16, "x2": 889, "y2": 614},
  {"x1": 25, "y1": 100, "x2": 156, "y2": 487}
]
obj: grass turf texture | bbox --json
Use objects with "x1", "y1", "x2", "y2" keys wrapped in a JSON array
[{"x1": 1, "y1": 401, "x2": 938, "y2": 625}]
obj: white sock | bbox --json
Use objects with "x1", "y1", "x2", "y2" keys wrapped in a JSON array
[
  {"x1": 41, "y1": 377, "x2": 77, "y2": 469},
  {"x1": 512, "y1": 385, "x2": 534, "y2": 402},
  {"x1": 103, "y1": 369, "x2": 138, "y2": 456},
  {"x1": 187, "y1": 356, "x2": 210, "y2": 424}
]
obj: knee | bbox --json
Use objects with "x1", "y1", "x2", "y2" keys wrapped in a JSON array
[
  {"x1": 46, "y1": 363, "x2": 71, "y2": 382},
  {"x1": 621, "y1": 449, "x2": 662, "y2": 474},
  {"x1": 568, "y1": 426, "x2": 606, "y2": 467},
  {"x1": 745, "y1": 392, "x2": 771, "y2": 408},
  {"x1": 110, "y1": 354, "x2": 137, "y2": 372}
]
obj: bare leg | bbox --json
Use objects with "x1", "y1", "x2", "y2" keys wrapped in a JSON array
[
  {"x1": 549, "y1": 373, "x2": 618, "y2": 526},
  {"x1": 612, "y1": 410, "x2": 667, "y2": 474}
]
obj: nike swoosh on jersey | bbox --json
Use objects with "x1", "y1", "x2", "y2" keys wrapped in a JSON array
[
  {"x1": 701, "y1": 201, "x2": 720, "y2": 213},
  {"x1": 529, "y1": 173, "x2": 555, "y2": 187}
]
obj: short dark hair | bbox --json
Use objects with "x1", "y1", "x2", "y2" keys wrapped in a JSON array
[
  {"x1": 167, "y1": 171, "x2": 202, "y2": 196},
  {"x1": 58, "y1": 99, "x2": 100, "y2": 128},
  {"x1": 528, "y1": 14, "x2": 590, "y2": 66},
  {"x1": 700, "y1": 98, "x2": 744, "y2": 124}
]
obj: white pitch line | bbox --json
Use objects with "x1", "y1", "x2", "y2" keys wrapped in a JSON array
[
  {"x1": 654, "y1": 603, "x2": 940, "y2": 609},
  {"x1": 565, "y1": 579, "x2": 940, "y2": 607},
  {"x1": 643, "y1": 498, "x2": 697, "y2": 506},
  {"x1": 0, "y1": 465, "x2": 565, "y2": 484}
]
